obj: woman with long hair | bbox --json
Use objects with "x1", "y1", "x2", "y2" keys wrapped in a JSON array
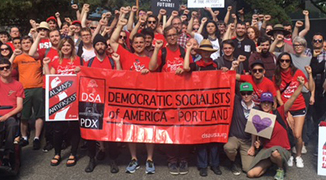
[
  {"x1": 3, "y1": 43, "x2": 19, "y2": 80},
  {"x1": 247, "y1": 26, "x2": 260, "y2": 46},
  {"x1": 273, "y1": 52, "x2": 313, "y2": 168},
  {"x1": 43, "y1": 37, "x2": 82, "y2": 167}
]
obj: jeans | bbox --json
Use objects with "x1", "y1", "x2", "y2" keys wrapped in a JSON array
[{"x1": 196, "y1": 143, "x2": 220, "y2": 169}]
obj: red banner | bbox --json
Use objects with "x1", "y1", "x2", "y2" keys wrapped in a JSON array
[
  {"x1": 45, "y1": 75, "x2": 79, "y2": 121},
  {"x1": 78, "y1": 67, "x2": 236, "y2": 144}
]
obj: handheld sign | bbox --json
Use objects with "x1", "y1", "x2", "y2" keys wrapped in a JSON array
[
  {"x1": 188, "y1": 0, "x2": 225, "y2": 8},
  {"x1": 245, "y1": 109, "x2": 276, "y2": 139}
]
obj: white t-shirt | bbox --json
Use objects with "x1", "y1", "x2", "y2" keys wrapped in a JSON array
[
  {"x1": 194, "y1": 33, "x2": 220, "y2": 60},
  {"x1": 81, "y1": 47, "x2": 96, "y2": 62}
]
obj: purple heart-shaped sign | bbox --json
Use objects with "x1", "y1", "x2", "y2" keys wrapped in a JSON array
[{"x1": 252, "y1": 115, "x2": 272, "y2": 133}]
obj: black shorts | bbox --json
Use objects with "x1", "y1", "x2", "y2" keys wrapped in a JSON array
[{"x1": 289, "y1": 108, "x2": 306, "y2": 117}]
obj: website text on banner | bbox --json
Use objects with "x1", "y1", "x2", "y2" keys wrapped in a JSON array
[{"x1": 78, "y1": 67, "x2": 236, "y2": 144}]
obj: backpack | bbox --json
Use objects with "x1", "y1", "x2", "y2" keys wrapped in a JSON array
[
  {"x1": 273, "y1": 110, "x2": 296, "y2": 148},
  {"x1": 87, "y1": 56, "x2": 115, "y2": 69},
  {"x1": 160, "y1": 46, "x2": 185, "y2": 71}
]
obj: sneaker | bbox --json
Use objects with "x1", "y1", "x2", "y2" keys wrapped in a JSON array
[
  {"x1": 43, "y1": 142, "x2": 53, "y2": 153},
  {"x1": 126, "y1": 159, "x2": 140, "y2": 173},
  {"x1": 168, "y1": 162, "x2": 179, "y2": 175},
  {"x1": 296, "y1": 156, "x2": 304, "y2": 168},
  {"x1": 301, "y1": 145, "x2": 307, "y2": 154},
  {"x1": 287, "y1": 156, "x2": 293, "y2": 167},
  {"x1": 231, "y1": 162, "x2": 241, "y2": 176},
  {"x1": 145, "y1": 160, "x2": 155, "y2": 174},
  {"x1": 19, "y1": 139, "x2": 29, "y2": 147},
  {"x1": 33, "y1": 139, "x2": 41, "y2": 150},
  {"x1": 274, "y1": 168, "x2": 284, "y2": 180},
  {"x1": 179, "y1": 161, "x2": 189, "y2": 175}
]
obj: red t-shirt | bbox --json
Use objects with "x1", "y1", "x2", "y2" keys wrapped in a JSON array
[
  {"x1": 264, "y1": 105, "x2": 291, "y2": 150},
  {"x1": 152, "y1": 33, "x2": 167, "y2": 47},
  {"x1": 0, "y1": 79, "x2": 25, "y2": 116},
  {"x1": 274, "y1": 69, "x2": 307, "y2": 111},
  {"x1": 157, "y1": 46, "x2": 192, "y2": 72},
  {"x1": 38, "y1": 47, "x2": 59, "y2": 88},
  {"x1": 87, "y1": 56, "x2": 114, "y2": 69},
  {"x1": 240, "y1": 75, "x2": 277, "y2": 105},
  {"x1": 51, "y1": 56, "x2": 82, "y2": 75},
  {"x1": 6, "y1": 42, "x2": 15, "y2": 51},
  {"x1": 38, "y1": 38, "x2": 52, "y2": 50},
  {"x1": 116, "y1": 45, "x2": 150, "y2": 72}
]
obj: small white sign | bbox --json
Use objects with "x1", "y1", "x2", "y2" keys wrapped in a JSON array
[{"x1": 187, "y1": 0, "x2": 225, "y2": 8}]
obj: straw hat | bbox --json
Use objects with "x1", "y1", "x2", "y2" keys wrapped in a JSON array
[
  {"x1": 194, "y1": 39, "x2": 218, "y2": 53},
  {"x1": 267, "y1": 24, "x2": 290, "y2": 36},
  {"x1": 36, "y1": 21, "x2": 50, "y2": 30}
]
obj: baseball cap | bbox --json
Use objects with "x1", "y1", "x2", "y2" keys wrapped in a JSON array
[
  {"x1": 260, "y1": 92, "x2": 273, "y2": 103},
  {"x1": 240, "y1": 82, "x2": 253, "y2": 92},
  {"x1": 250, "y1": 59, "x2": 265, "y2": 69}
]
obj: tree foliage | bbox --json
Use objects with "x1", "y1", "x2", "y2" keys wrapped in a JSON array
[{"x1": 243, "y1": 0, "x2": 301, "y2": 24}]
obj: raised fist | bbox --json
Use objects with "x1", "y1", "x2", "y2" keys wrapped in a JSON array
[
  {"x1": 276, "y1": 34, "x2": 284, "y2": 41},
  {"x1": 204, "y1": 7, "x2": 212, "y2": 12},
  {"x1": 295, "y1": 21, "x2": 303, "y2": 28},
  {"x1": 238, "y1": 8, "x2": 244, "y2": 15},
  {"x1": 132, "y1": 6, "x2": 138, "y2": 12},
  {"x1": 14, "y1": 49, "x2": 22, "y2": 56},
  {"x1": 71, "y1": 4, "x2": 78, "y2": 10},
  {"x1": 186, "y1": 42, "x2": 193, "y2": 50},
  {"x1": 191, "y1": 11, "x2": 198, "y2": 18},
  {"x1": 118, "y1": 18, "x2": 128, "y2": 26},
  {"x1": 184, "y1": 9, "x2": 190, "y2": 15},
  {"x1": 264, "y1": 15, "x2": 271, "y2": 21},
  {"x1": 227, "y1": 6, "x2": 232, "y2": 11},
  {"x1": 155, "y1": 40, "x2": 163, "y2": 49},
  {"x1": 297, "y1": 76, "x2": 305, "y2": 85},
  {"x1": 180, "y1": 5, "x2": 187, "y2": 11},
  {"x1": 213, "y1": 10, "x2": 220, "y2": 16},
  {"x1": 111, "y1": 52, "x2": 120, "y2": 61},
  {"x1": 43, "y1": 57, "x2": 51, "y2": 64},
  {"x1": 237, "y1": 55, "x2": 246, "y2": 62},
  {"x1": 172, "y1": 10, "x2": 179, "y2": 17},
  {"x1": 55, "y1": 12, "x2": 60, "y2": 18},
  {"x1": 201, "y1": 17, "x2": 208, "y2": 24},
  {"x1": 231, "y1": 13, "x2": 237, "y2": 19},
  {"x1": 159, "y1": 9, "x2": 166, "y2": 15},
  {"x1": 303, "y1": 10, "x2": 309, "y2": 16},
  {"x1": 305, "y1": 66, "x2": 312, "y2": 74}
]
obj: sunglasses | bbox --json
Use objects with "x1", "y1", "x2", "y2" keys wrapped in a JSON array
[
  {"x1": 119, "y1": 36, "x2": 127, "y2": 40},
  {"x1": 240, "y1": 91, "x2": 253, "y2": 96},
  {"x1": 0, "y1": 48, "x2": 9, "y2": 51},
  {"x1": 280, "y1": 59, "x2": 291, "y2": 63},
  {"x1": 147, "y1": 21, "x2": 156, "y2": 24},
  {"x1": 252, "y1": 68, "x2": 264, "y2": 73},
  {"x1": 193, "y1": 28, "x2": 199, "y2": 31},
  {"x1": 37, "y1": 28, "x2": 48, "y2": 31},
  {"x1": 0, "y1": 65, "x2": 11, "y2": 71},
  {"x1": 293, "y1": 44, "x2": 303, "y2": 47},
  {"x1": 90, "y1": 27, "x2": 97, "y2": 30},
  {"x1": 313, "y1": 39, "x2": 323, "y2": 43}
]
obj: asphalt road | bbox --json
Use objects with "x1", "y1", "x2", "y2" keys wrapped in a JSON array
[{"x1": 3, "y1": 135, "x2": 326, "y2": 180}]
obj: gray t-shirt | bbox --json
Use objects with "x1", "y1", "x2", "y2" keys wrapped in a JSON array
[{"x1": 291, "y1": 54, "x2": 311, "y2": 93}]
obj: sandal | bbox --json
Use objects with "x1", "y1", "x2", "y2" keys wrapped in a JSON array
[
  {"x1": 66, "y1": 155, "x2": 77, "y2": 167},
  {"x1": 50, "y1": 155, "x2": 61, "y2": 166}
]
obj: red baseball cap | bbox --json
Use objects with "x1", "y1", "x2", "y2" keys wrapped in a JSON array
[
  {"x1": 72, "y1": 20, "x2": 81, "y2": 25},
  {"x1": 46, "y1": 16, "x2": 57, "y2": 23}
]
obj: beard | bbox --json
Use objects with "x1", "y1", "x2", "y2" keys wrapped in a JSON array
[{"x1": 96, "y1": 49, "x2": 105, "y2": 56}]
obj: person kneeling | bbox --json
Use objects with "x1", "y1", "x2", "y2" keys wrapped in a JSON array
[{"x1": 247, "y1": 76, "x2": 305, "y2": 180}]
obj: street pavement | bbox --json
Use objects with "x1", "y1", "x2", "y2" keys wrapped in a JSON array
[{"x1": 3, "y1": 135, "x2": 326, "y2": 180}]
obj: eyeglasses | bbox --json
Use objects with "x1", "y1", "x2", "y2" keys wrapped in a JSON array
[
  {"x1": 166, "y1": 34, "x2": 178, "y2": 38},
  {"x1": 240, "y1": 91, "x2": 253, "y2": 96},
  {"x1": 147, "y1": 21, "x2": 156, "y2": 24},
  {"x1": 0, "y1": 48, "x2": 9, "y2": 51},
  {"x1": 81, "y1": 34, "x2": 91, "y2": 37},
  {"x1": 313, "y1": 39, "x2": 323, "y2": 43},
  {"x1": 252, "y1": 68, "x2": 264, "y2": 73},
  {"x1": 119, "y1": 36, "x2": 127, "y2": 40},
  {"x1": 280, "y1": 59, "x2": 291, "y2": 63},
  {"x1": 0, "y1": 65, "x2": 11, "y2": 71}
]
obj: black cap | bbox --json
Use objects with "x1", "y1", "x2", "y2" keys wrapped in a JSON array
[
  {"x1": 93, "y1": 34, "x2": 107, "y2": 48},
  {"x1": 250, "y1": 59, "x2": 265, "y2": 69}
]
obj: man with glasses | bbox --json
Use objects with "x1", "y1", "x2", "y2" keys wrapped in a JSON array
[
  {"x1": 224, "y1": 82, "x2": 255, "y2": 176},
  {"x1": 77, "y1": 28, "x2": 95, "y2": 62},
  {"x1": 0, "y1": 58, "x2": 24, "y2": 169},
  {"x1": 232, "y1": 22, "x2": 256, "y2": 72},
  {"x1": 235, "y1": 60, "x2": 277, "y2": 106},
  {"x1": 172, "y1": 16, "x2": 188, "y2": 49}
]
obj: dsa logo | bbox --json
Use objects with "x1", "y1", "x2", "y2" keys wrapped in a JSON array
[{"x1": 79, "y1": 102, "x2": 104, "y2": 130}]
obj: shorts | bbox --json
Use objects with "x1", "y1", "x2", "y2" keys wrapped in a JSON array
[
  {"x1": 289, "y1": 108, "x2": 306, "y2": 117},
  {"x1": 21, "y1": 88, "x2": 45, "y2": 121}
]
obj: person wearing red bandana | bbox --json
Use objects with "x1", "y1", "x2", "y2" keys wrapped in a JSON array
[{"x1": 183, "y1": 39, "x2": 224, "y2": 177}]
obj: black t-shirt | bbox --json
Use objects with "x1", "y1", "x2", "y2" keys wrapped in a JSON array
[
  {"x1": 189, "y1": 62, "x2": 218, "y2": 71},
  {"x1": 232, "y1": 38, "x2": 256, "y2": 72}
]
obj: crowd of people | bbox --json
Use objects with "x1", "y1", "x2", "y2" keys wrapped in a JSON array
[{"x1": 0, "y1": 3, "x2": 325, "y2": 179}]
